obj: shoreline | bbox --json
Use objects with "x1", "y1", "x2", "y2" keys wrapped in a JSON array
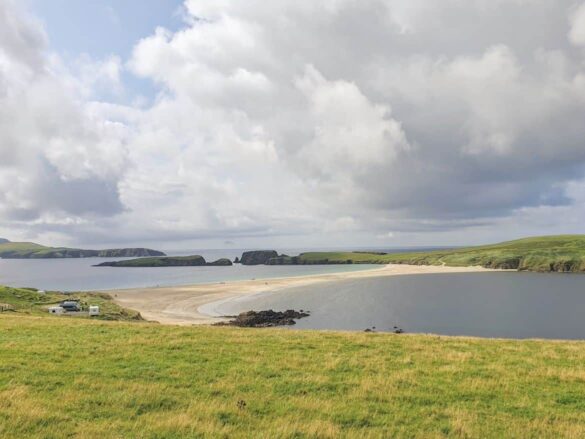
[{"x1": 109, "y1": 264, "x2": 499, "y2": 325}]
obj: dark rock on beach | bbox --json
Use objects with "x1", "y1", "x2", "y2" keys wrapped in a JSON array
[{"x1": 216, "y1": 309, "x2": 310, "y2": 327}]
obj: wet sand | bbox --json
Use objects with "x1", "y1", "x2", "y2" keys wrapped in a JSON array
[{"x1": 109, "y1": 264, "x2": 499, "y2": 325}]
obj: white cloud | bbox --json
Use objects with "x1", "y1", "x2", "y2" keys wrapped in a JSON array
[
  {"x1": 296, "y1": 65, "x2": 409, "y2": 169},
  {"x1": 74, "y1": 54, "x2": 123, "y2": 97},
  {"x1": 569, "y1": 2, "x2": 585, "y2": 46},
  {"x1": 2, "y1": 0, "x2": 585, "y2": 247}
]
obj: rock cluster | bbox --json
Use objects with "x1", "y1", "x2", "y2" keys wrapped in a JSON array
[
  {"x1": 364, "y1": 325, "x2": 405, "y2": 334},
  {"x1": 240, "y1": 250, "x2": 279, "y2": 265},
  {"x1": 216, "y1": 309, "x2": 310, "y2": 327}
]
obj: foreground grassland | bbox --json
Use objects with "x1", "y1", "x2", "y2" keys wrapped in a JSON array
[
  {"x1": 283, "y1": 235, "x2": 585, "y2": 272},
  {"x1": 2, "y1": 315, "x2": 585, "y2": 438}
]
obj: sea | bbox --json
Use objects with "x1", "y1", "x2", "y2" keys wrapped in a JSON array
[
  {"x1": 4, "y1": 247, "x2": 585, "y2": 339},
  {"x1": 217, "y1": 271, "x2": 585, "y2": 340},
  {"x1": 0, "y1": 247, "x2": 389, "y2": 291}
]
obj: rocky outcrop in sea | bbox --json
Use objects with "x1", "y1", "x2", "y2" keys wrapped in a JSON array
[{"x1": 240, "y1": 250, "x2": 279, "y2": 265}]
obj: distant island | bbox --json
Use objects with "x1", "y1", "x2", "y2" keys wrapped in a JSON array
[
  {"x1": 0, "y1": 239, "x2": 165, "y2": 259},
  {"x1": 238, "y1": 236, "x2": 585, "y2": 273},
  {"x1": 78, "y1": 235, "x2": 585, "y2": 272},
  {"x1": 95, "y1": 255, "x2": 232, "y2": 267}
]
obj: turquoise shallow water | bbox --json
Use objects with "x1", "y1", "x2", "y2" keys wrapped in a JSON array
[{"x1": 217, "y1": 272, "x2": 585, "y2": 340}]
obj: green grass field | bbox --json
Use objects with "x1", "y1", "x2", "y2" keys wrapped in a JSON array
[
  {"x1": 276, "y1": 235, "x2": 585, "y2": 272},
  {"x1": 2, "y1": 314, "x2": 585, "y2": 438}
]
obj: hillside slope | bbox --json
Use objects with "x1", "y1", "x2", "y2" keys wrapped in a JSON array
[
  {"x1": 0, "y1": 285, "x2": 142, "y2": 320},
  {"x1": 0, "y1": 241, "x2": 165, "y2": 259},
  {"x1": 269, "y1": 235, "x2": 585, "y2": 272}
]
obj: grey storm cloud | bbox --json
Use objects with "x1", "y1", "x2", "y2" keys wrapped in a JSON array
[
  {"x1": 2, "y1": 0, "x2": 585, "y2": 246},
  {"x1": 34, "y1": 163, "x2": 125, "y2": 217}
]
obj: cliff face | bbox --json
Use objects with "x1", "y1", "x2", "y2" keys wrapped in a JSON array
[
  {"x1": 97, "y1": 248, "x2": 165, "y2": 257},
  {"x1": 240, "y1": 250, "x2": 279, "y2": 265},
  {"x1": 26, "y1": 248, "x2": 165, "y2": 259}
]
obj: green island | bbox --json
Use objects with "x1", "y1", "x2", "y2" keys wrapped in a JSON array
[
  {"x1": 1, "y1": 285, "x2": 585, "y2": 437},
  {"x1": 95, "y1": 255, "x2": 232, "y2": 267},
  {"x1": 0, "y1": 239, "x2": 164, "y2": 259},
  {"x1": 266, "y1": 235, "x2": 585, "y2": 272}
]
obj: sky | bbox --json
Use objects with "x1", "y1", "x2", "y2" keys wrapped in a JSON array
[{"x1": 1, "y1": 0, "x2": 585, "y2": 250}]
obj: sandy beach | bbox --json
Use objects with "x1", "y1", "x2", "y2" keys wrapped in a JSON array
[{"x1": 109, "y1": 264, "x2": 498, "y2": 325}]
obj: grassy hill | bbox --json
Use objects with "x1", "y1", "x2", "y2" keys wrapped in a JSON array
[
  {"x1": 269, "y1": 235, "x2": 585, "y2": 272},
  {"x1": 0, "y1": 285, "x2": 142, "y2": 321},
  {"x1": 0, "y1": 241, "x2": 48, "y2": 256},
  {"x1": 1, "y1": 314, "x2": 585, "y2": 437},
  {"x1": 0, "y1": 241, "x2": 164, "y2": 259}
]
